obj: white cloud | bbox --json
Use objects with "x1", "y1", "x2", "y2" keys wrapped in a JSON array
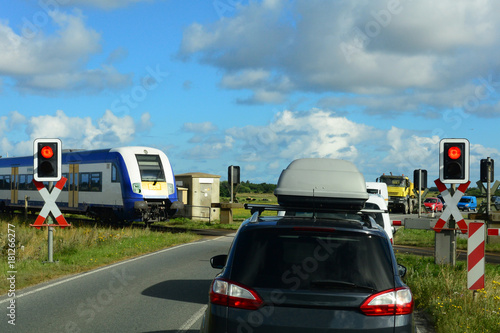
[
  {"x1": 221, "y1": 69, "x2": 271, "y2": 89},
  {"x1": 382, "y1": 127, "x2": 440, "y2": 174},
  {"x1": 182, "y1": 121, "x2": 218, "y2": 134},
  {"x1": 179, "y1": 0, "x2": 500, "y2": 117},
  {"x1": 138, "y1": 112, "x2": 153, "y2": 132},
  {"x1": 0, "y1": 109, "x2": 152, "y2": 157},
  {"x1": 182, "y1": 135, "x2": 234, "y2": 160},
  {"x1": 0, "y1": 11, "x2": 131, "y2": 94},
  {"x1": 222, "y1": 109, "x2": 381, "y2": 178}
]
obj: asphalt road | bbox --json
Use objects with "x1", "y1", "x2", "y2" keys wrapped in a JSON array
[{"x1": 0, "y1": 234, "x2": 235, "y2": 333}]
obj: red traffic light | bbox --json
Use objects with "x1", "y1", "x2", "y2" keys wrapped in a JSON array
[
  {"x1": 34, "y1": 138, "x2": 62, "y2": 182},
  {"x1": 41, "y1": 146, "x2": 54, "y2": 159},
  {"x1": 447, "y1": 146, "x2": 461, "y2": 160},
  {"x1": 439, "y1": 138, "x2": 469, "y2": 184}
]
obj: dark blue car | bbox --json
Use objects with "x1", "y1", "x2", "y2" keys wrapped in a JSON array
[
  {"x1": 200, "y1": 158, "x2": 414, "y2": 332},
  {"x1": 200, "y1": 211, "x2": 414, "y2": 333}
]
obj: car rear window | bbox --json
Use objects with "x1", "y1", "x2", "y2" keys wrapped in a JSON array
[{"x1": 230, "y1": 227, "x2": 395, "y2": 292}]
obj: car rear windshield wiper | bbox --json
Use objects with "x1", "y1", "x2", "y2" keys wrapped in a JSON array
[{"x1": 311, "y1": 280, "x2": 377, "y2": 292}]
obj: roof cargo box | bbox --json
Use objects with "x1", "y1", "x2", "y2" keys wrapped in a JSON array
[{"x1": 274, "y1": 158, "x2": 369, "y2": 210}]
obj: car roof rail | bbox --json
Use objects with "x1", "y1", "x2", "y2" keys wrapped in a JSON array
[
  {"x1": 245, "y1": 203, "x2": 384, "y2": 214},
  {"x1": 245, "y1": 203, "x2": 382, "y2": 229}
]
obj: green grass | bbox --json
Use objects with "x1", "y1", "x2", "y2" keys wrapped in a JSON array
[
  {"x1": 231, "y1": 192, "x2": 279, "y2": 220},
  {"x1": 0, "y1": 218, "x2": 201, "y2": 295},
  {"x1": 159, "y1": 217, "x2": 242, "y2": 230},
  {"x1": 396, "y1": 253, "x2": 500, "y2": 333},
  {"x1": 394, "y1": 228, "x2": 500, "y2": 332}
]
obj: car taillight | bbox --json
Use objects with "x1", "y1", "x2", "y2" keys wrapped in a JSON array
[
  {"x1": 360, "y1": 287, "x2": 414, "y2": 316},
  {"x1": 210, "y1": 278, "x2": 263, "y2": 310}
]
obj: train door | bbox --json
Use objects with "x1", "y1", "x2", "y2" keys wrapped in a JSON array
[
  {"x1": 10, "y1": 167, "x2": 18, "y2": 204},
  {"x1": 68, "y1": 164, "x2": 79, "y2": 208}
]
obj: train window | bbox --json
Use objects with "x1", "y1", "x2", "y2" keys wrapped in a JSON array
[
  {"x1": 80, "y1": 173, "x2": 90, "y2": 191},
  {"x1": 18, "y1": 174, "x2": 35, "y2": 191},
  {"x1": 111, "y1": 164, "x2": 120, "y2": 183},
  {"x1": 79, "y1": 173, "x2": 102, "y2": 192},
  {"x1": 4, "y1": 175, "x2": 10, "y2": 190},
  {"x1": 90, "y1": 173, "x2": 102, "y2": 191},
  {"x1": 19, "y1": 174, "x2": 27, "y2": 190},
  {"x1": 136, "y1": 155, "x2": 165, "y2": 182},
  {"x1": 0, "y1": 176, "x2": 3, "y2": 189}
]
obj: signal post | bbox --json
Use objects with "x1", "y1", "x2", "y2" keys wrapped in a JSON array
[
  {"x1": 31, "y1": 138, "x2": 70, "y2": 263},
  {"x1": 432, "y1": 138, "x2": 470, "y2": 265}
]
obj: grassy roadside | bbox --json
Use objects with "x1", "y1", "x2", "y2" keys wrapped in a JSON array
[
  {"x1": 396, "y1": 253, "x2": 500, "y2": 333},
  {"x1": 394, "y1": 229, "x2": 500, "y2": 333},
  {"x1": 0, "y1": 218, "x2": 202, "y2": 295}
]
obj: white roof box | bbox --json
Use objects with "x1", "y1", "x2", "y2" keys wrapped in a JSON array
[{"x1": 274, "y1": 158, "x2": 369, "y2": 210}]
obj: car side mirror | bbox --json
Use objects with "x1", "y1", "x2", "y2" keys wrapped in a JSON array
[
  {"x1": 210, "y1": 254, "x2": 227, "y2": 269},
  {"x1": 397, "y1": 264, "x2": 407, "y2": 277}
]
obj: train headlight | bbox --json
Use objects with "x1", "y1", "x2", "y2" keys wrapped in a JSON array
[{"x1": 133, "y1": 183, "x2": 142, "y2": 194}]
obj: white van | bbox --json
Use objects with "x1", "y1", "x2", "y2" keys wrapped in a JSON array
[
  {"x1": 364, "y1": 194, "x2": 393, "y2": 244},
  {"x1": 366, "y1": 182, "x2": 389, "y2": 205}
]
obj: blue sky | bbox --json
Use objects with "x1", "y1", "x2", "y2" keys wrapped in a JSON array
[{"x1": 1, "y1": 0, "x2": 500, "y2": 185}]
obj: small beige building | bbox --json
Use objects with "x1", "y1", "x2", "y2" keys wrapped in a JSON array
[{"x1": 175, "y1": 172, "x2": 220, "y2": 221}]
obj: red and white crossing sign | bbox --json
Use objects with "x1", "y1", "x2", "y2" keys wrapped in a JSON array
[
  {"x1": 433, "y1": 179, "x2": 470, "y2": 234},
  {"x1": 31, "y1": 177, "x2": 70, "y2": 229},
  {"x1": 468, "y1": 222, "x2": 485, "y2": 290}
]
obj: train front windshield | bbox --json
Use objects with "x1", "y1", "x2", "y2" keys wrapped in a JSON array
[{"x1": 136, "y1": 155, "x2": 166, "y2": 182}]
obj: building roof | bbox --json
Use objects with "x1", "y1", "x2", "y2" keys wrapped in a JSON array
[{"x1": 175, "y1": 172, "x2": 221, "y2": 178}]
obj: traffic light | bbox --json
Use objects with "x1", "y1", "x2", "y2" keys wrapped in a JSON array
[
  {"x1": 480, "y1": 158, "x2": 494, "y2": 183},
  {"x1": 228, "y1": 165, "x2": 240, "y2": 184},
  {"x1": 439, "y1": 138, "x2": 469, "y2": 184},
  {"x1": 413, "y1": 169, "x2": 427, "y2": 190},
  {"x1": 34, "y1": 138, "x2": 62, "y2": 182}
]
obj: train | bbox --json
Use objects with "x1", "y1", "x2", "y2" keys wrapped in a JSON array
[{"x1": 0, "y1": 146, "x2": 184, "y2": 223}]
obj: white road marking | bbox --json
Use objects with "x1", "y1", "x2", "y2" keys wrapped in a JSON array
[{"x1": 177, "y1": 305, "x2": 207, "y2": 332}]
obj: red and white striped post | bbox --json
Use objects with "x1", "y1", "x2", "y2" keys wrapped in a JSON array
[
  {"x1": 468, "y1": 222, "x2": 485, "y2": 290},
  {"x1": 488, "y1": 228, "x2": 500, "y2": 236}
]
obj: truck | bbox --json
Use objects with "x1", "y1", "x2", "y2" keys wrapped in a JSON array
[{"x1": 377, "y1": 174, "x2": 418, "y2": 214}]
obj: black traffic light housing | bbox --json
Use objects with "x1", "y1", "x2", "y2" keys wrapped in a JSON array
[
  {"x1": 413, "y1": 169, "x2": 427, "y2": 190},
  {"x1": 480, "y1": 158, "x2": 494, "y2": 183},
  {"x1": 34, "y1": 138, "x2": 62, "y2": 182},
  {"x1": 228, "y1": 165, "x2": 240, "y2": 184},
  {"x1": 439, "y1": 138, "x2": 469, "y2": 184}
]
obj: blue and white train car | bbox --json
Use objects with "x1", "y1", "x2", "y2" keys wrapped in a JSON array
[{"x1": 0, "y1": 146, "x2": 183, "y2": 223}]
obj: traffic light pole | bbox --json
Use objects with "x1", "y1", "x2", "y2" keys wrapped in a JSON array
[
  {"x1": 418, "y1": 170, "x2": 422, "y2": 217},
  {"x1": 487, "y1": 157, "x2": 492, "y2": 220},
  {"x1": 230, "y1": 166, "x2": 234, "y2": 204},
  {"x1": 449, "y1": 184, "x2": 457, "y2": 267},
  {"x1": 46, "y1": 181, "x2": 54, "y2": 264}
]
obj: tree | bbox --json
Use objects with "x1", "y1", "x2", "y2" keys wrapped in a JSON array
[{"x1": 219, "y1": 180, "x2": 276, "y2": 197}]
